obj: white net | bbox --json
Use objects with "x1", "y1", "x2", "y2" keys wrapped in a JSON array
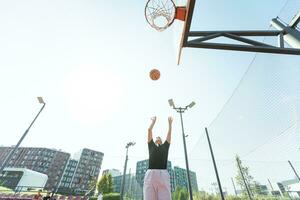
[{"x1": 145, "y1": 0, "x2": 176, "y2": 31}]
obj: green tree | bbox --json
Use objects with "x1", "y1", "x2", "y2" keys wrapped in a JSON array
[
  {"x1": 172, "y1": 187, "x2": 181, "y2": 200},
  {"x1": 172, "y1": 187, "x2": 188, "y2": 200},
  {"x1": 97, "y1": 173, "x2": 114, "y2": 194},
  {"x1": 252, "y1": 181, "x2": 263, "y2": 195},
  {"x1": 107, "y1": 173, "x2": 114, "y2": 194},
  {"x1": 88, "y1": 177, "x2": 97, "y2": 190},
  {"x1": 85, "y1": 177, "x2": 98, "y2": 196},
  {"x1": 103, "y1": 193, "x2": 120, "y2": 200},
  {"x1": 235, "y1": 155, "x2": 254, "y2": 196},
  {"x1": 179, "y1": 188, "x2": 188, "y2": 200}
]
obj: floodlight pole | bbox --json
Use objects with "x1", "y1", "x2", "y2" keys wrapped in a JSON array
[
  {"x1": 0, "y1": 97, "x2": 46, "y2": 175},
  {"x1": 120, "y1": 142, "x2": 135, "y2": 200},
  {"x1": 169, "y1": 99, "x2": 195, "y2": 200}
]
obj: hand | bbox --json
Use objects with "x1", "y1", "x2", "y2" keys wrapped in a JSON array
[
  {"x1": 151, "y1": 116, "x2": 157, "y2": 123},
  {"x1": 168, "y1": 116, "x2": 173, "y2": 124},
  {"x1": 148, "y1": 116, "x2": 156, "y2": 131}
]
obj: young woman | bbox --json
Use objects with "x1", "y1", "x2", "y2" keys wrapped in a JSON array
[{"x1": 143, "y1": 116, "x2": 173, "y2": 200}]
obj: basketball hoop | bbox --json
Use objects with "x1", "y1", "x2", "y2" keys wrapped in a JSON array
[{"x1": 145, "y1": 0, "x2": 187, "y2": 32}]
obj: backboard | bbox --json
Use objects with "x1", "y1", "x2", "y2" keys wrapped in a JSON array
[
  {"x1": 176, "y1": 0, "x2": 195, "y2": 65},
  {"x1": 144, "y1": 0, "x2": 196, "y2": 64}
]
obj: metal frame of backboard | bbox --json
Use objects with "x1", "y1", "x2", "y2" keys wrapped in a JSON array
[{"x1": 178, "y1": 0, "x2": 300, "y2": 64}]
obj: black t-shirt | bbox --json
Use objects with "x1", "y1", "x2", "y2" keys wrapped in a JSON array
[
  {"x1": 43, "y1": 196, "x2": 51, "y2": 200},
  {"x1": 148, "y1": 140, "x2": 170, "y2": 169}
]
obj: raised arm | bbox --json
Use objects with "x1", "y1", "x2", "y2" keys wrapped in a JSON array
[
  {"x1": 148, "y1": 116, "x2": 156, "y2": 143},
  {"x1": 166, "y1": 116, "x2": 173, "y2": 143}
]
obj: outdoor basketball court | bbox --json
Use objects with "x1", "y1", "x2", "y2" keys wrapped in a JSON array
[{"x1": 1, "y1": 0, "x2": 300, "y2": 199}]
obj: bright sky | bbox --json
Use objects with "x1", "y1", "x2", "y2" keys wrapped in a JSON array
[{"x1": 1, "y1": 0, "x2": 300, "y2": 195}]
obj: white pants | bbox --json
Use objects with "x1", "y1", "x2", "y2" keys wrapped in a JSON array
[{"x1": 143, "y1": 169, "x2": 172, "y2": 200}]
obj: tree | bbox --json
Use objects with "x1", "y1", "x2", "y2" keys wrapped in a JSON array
[
  {"x1": 172, "y1": 187, "x2": 188, "y2": 200},
  {"x1": 88, "y1": 177, "x2": 97, "y2": 190},
  {"x1": 84, "y1": 177, "x2": 98, "y2": 196},
  {"x1": 235, "y1": 155, "x2": 254, "y2": 196},
  {"x1": 253, "y1": 181, "x2": 263, "y2": 195},
  {"x1": 235, "y1": 157, "x2": 264, "y2": 196},
  {"x1": 97, "y1": 173, "x2": 114, "y2": 194},
  {"x1": 107, "y1": 173, "x2": 113, "y2": 193},
  {"x1": 179, "y1": 188, "x2": 188, "y2": 200}
]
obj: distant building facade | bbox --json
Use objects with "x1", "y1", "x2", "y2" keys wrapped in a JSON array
[
  {"x1": 174, "y1": 166, "x2": 198, "y2": 192},
  {"x1": 0, "y1": 147, "x2": 70, "y2": 191},
  {"x1": 0, "y1": 167, "x2": 48, "y2": 191},
  {"x1": 70, "y1": 148, "x2": 104, "y2": 194},
  {"x1": 0, "y1": 147, "x2": 104, "y2": 195},
  {"x1": 112, "y1": 174, "x2": 142, "y2": 199},
  {"x1": 278, "y1": 179, "x2": 300, "y2": 198},
  {"x1": 58, "y1": 159, "x2": 78, "y2": 189},
  {"x1": 112, "y1": 174, "x2": 127, "y2": 193},
  {"x1": 255, "y1": 184, "x2": 268, "y2": 195},
  {"x1": 102, "y1": 169, "x2": 121, "y2": 177},
  {"x1": 277, "y1": 182, "x2": 286, "y2": 194}
]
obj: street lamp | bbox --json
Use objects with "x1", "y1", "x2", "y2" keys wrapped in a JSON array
[
  {"x1": 120, "y1": 141, "x2": 135, "y2": 200},
  {"x1": 168, "y1": 99, "x2": 195, "y2": 200},
  {"x1": 0, "y1": 97, "x2": 46, "y2": 175}
]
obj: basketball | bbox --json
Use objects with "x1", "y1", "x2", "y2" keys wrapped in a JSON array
[{"x1": 149, "y1": 69, "x2": 160, "y2": 80}]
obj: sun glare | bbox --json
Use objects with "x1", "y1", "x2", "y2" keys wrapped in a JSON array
[{"x1": 63, "y1": 65, "x2": 124, "y2": 125}]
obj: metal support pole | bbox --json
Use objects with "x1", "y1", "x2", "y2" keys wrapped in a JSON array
[
  {"x1": 231, "y1": 177, "x2": 238, "y2": 196},
  {"x1": 0, "y1": 102, "x2": 46, "y2": 174},
  {"x1": 268, "y1": 179, "x2": 274, "y2": 192},
  {"x1": 289, "y1": 12, "x2": 300, "y2": 28},
  {"x1": 120, "y1": 148, "x2": 129, "y2": 200},
  {"x1": 205, "y1": 128, "x2": 225, "y2": 200},
  {"x1": 278, "y1": 33, "x2": 284, "y2": 48},
  {"x1": 271, "y1": 18, "x2": 300, "y2": 48},
  {"x1": 288, "y1": 160, "x2": 300, "y2": 182},
  {"x1": 179, "y1": 110, "x2": 194, "y2": 200},
  {"x1": 246, "y1": 178, "x2": 254, "y2": 197},
  {"x1": 236, "y1": 157, "x2": 253, "y2": 200}
]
